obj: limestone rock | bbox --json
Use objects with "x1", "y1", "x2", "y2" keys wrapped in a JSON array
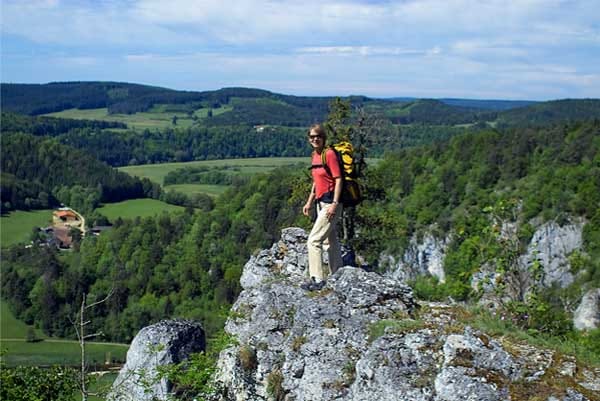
[
  {"x1": 108, "y1": 319, "x2": 205, "y2": 401},
  {"x1": 574, "y1": 288, "x2": 600, "y2": 331},
  {"x1": 473, "y1": 219, "x2": 586, "y2": 307},
  {"x1": 213, "y1": 228, "x2": 599, "y2": 401},
  {"x1": 383, "y1": 230, "x2": 449, "y2": 284},
  {"x1": 520, "y1": 219, "x2": 584, "y2": 288}
]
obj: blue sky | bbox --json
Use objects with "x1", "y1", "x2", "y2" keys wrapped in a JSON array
[{"x1": 2, "y1": 0, "x2": 599, "y2": 100}]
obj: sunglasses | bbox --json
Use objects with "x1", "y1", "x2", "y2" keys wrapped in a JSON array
[{"x1": 308, "y1": 135, "x2": 323, "y2": 140}]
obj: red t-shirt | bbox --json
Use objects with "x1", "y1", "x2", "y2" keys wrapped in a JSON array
[{"x1": 311, "y1": 149, "x2": 341, "y2": 200}]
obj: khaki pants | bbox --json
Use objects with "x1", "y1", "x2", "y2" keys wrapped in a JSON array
[{"x1": 307, "y1": 202, "x2": 343, "y2": 281}]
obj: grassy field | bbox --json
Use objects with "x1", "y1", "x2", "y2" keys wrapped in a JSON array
[
  {"x1": 120, "y1": 157, "x2": 306, "y2": 186},
  {"x1": 1, "y1": 299, "x2": 128, "y2": 367},
  {"x1": 43, "y1": 104, "x2": 233, "y2": 130},
  {"x1": 96, "y1": 198, "x2": 185, "y2": 220},
  {"x1": 0, "y1": 209, "x2": 53, "y2": 247},
  {"x1": 2, "y1": 339, "x2": 129, "y2": 367},
  {"x1": 163, "y1": 183, "x2": 229, "y2": 197},
  {"x1": 1, "y1": 299, "x2": 46, "y2": 340}
]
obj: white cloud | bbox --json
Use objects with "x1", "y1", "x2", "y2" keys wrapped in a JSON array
[
  {"x1": 295, "y1": 46, "x2": 440, "y2": 57},
  {"x1": 1, "y1": 0, "x2": 599, "y2": 99}
]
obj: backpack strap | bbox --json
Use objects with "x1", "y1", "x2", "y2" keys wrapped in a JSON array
[{"x1": 320, "y1": 148, "x2": 333, "y2": 177}]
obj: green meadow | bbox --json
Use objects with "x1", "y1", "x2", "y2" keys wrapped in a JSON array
[
  {"x1": 43, "y1": 104, "x2": 232, "y2": 130},
  {"x1": 163, "y1": 183, "x2": 229, "y2": 197},
  {"x1": 2, "y1": 339, "x2": 128, "y2": 367},
  {"x1": 1, "y1": 299, "x2": 46, "y2": 340},
  {"x1": 1, "y1": 299, "x2": 128, "y2": 367},
  {"x1": 96, "y1": 198, "x2": 185, "y2": 220},
  {"x1": 120, "y1": 157, "x2": 306, "y2": 186},
  {"x1": 0, "y1": 209, "x2": 53, "y2": 247}
]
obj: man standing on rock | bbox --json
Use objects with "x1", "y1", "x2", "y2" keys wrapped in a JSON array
[{"x1": 302, "y1": 124, "x2": 343, "y2": 291}]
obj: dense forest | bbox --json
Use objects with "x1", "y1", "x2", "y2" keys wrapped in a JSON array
[
  {"x1": 0, "y1": 111, "x2": 126, "y2": 135},
  {"x1": 0, "y1": 111, "x2": 476, "y2": 166},
  {"x1": 495, "y1": 98, "x2": 600, "y2": 127},
  {"x1": 0, "y1": 133, "x2": 159, "y2": 212},
  {"x1": 2, "y1": 117, "x2": 598, "y2": 343}
]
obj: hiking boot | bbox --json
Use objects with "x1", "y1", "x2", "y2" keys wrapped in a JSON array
[
  {"x1": 312, "y1": 280, "x2": 326, "y2": 291},
  {"x1": 301, "y1": 277, "x2": 326, "y2": 291}
]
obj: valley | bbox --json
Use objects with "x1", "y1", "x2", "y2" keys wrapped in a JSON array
[{"x1": 1, "y1": 82, "x2": 599, "y2": 400}]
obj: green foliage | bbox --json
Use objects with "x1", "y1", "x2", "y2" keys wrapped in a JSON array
[
  {"x1": 504, "y1": 297, "x2": 572, "y2": 337},
  {"x1": 1, "y1": 111, "x2": 126, "y2": 134},
  {"x1": 164, "y1": 165, "x2": 246, "y2": 186},
  {"x1": 1, "y1": 133, "x2": 160, "y2": 212},
  {"x1": 1, "y1": 164, "x2": 305, "y2": 342},
  {"x1": 385, "y1": 99, "x2": 493, "y2": 125},
  {"x1": 574, "y1": 328, "x2": 600, "y2": 358},
  {"x1": 96, "y1": 198, "x2": 186, "y2": 220},
  {"x1": 411, "y1": 275, "x2": 471, "y2": 302},
  {"x1": 497, "y1": 99, "x2": 600, "y2": 128},
  {"x1": 266, "y1": 369, "x2": 285, "y2": 401},
  {"x1": 57, "y1": 124, "x2": 308, "y2": 166},
  {"x1": 359, "y1": 121, "x2": 599, "y2": 264},
  {"x1": 0, "y1": 364, "x2": 79, "y2": 401},
  {"x1": 468, "y1": 306, "x2": 600, "y2": 366},
  {"x1": 157, "y1": 331, "x2": 234, "y2": 401}
]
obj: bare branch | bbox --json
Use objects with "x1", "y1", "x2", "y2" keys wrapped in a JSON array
[
  {"x1": 85, "y1": 287, "x2": 114, "y2": 310},
  {"x1": 83, "y1": 331, "x2": 104, "y2": 340}
]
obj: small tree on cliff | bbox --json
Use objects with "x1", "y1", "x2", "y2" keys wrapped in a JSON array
[{"x1": 322, "y1": 97, "x2": 386, "y2": 244}]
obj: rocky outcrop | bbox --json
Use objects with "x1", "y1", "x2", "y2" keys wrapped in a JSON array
[
  {"x1": 520, "y1": 219, "x2": 584, "y2": 288},
  {"x1": 213, "y1": 228, "x2": 598, "y2": 401},
  {"x1": 383, "y1": 230, "x2": 449, "y2": 283},
  {"x1": 109, "y1": 319, "x2": 205, "y2": 401},
  {"x1": 387, "y1": 219, "x2": 585, "y2": 299},
  {"x1": 472, "y1": 219, "x2": 586, "y2": 310},
  {"x1": 574, "y1": 288, "x2": 600, "y2": 331}
]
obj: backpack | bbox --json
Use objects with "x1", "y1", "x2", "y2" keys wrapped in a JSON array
[{"x1": 319, "y1": 141, "x2": 362, "y2": 207}]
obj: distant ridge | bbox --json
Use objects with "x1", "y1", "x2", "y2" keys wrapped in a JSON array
[
  {"x1": 385, "y1": 97, "x2": 538, "y2": 111},
  {"x1": 1, "y1": 82, "x2": 598, "y2": 128}
]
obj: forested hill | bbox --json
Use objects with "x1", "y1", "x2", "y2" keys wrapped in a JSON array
[
  {"x1": 5, "y1": 82, "x2": 598, "y2": 129},
  {"x1": 0, "y1": 111, "x2": 126, "y2": 135},
  {"x1": 1, "y1": 133, "x2": 159, "y2": 211},
  {"x1": 495, "y1": 98, "x2": 600, "y2": 127},
  {"x1": 0, "y1": 82, "x2": 337, "y2": 122}
]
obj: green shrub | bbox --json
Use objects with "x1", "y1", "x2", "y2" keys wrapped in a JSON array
[
  {"x1": 266, "y1": 369, "x2": 285, "y2": 401},
  {"x1": 0, "y1": 365, "x2": 78, "y2": 401},
  {"x1": 411, "y1": 275, "x2": 471, "y2": 302}
]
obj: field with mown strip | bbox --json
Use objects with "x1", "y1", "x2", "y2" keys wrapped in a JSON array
[
  {"x1": 164, "y1": 183, "x2": 229, "y2": 197},
  {"x1": 119, "y1": 157, "x2": 306, "y2": 185},
  {"x1": 96, "y1": 198, "x2": 185, "y2": 220},
  {"x1": 0, "y1": 209, "x2": 53, "y2": 247},
  {"x1": 43, "y1": 104, "x2": 233, "y2": 130}
]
